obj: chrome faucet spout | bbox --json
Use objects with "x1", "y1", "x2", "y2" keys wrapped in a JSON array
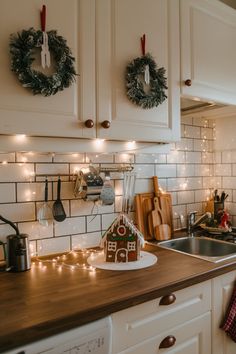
[{"x1": 187, "y1": 212, "x2": 211, "y2": 236}]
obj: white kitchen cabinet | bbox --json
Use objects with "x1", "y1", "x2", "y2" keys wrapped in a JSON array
[
  {"x1": 212, "y1": 270, "x2": 236, "y2": 354},
  {"x1": 111, "y1": 280, "x2": 211, "y2": 353},
  {"x1": 180, "y1": 0, "x2": 236, "y2": 105},
  {"x1": 0, "y1": 0, "x2": 180, "y2": 143},
  {"x1": 0, "y1": 0, "x2": 96, "y2": 139},
  {"x1": 116, "y1": 312, "x2": 211, "y2": 354},
  {"x1": 95, "y1": 0, "x2": 180, "y2": 142}
]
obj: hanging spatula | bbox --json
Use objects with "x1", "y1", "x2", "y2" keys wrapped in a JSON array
[{"x1": 53, "y1": 177, "x2": 66, "y2": 222}]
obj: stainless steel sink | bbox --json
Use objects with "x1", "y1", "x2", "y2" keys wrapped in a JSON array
[{"x1": 157, "y1": 237, "x2": 236, "y2": 263}]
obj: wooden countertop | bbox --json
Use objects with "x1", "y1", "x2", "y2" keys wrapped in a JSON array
[{"x1": 1, "y1": 243, "x2": 236, "y2": 352}]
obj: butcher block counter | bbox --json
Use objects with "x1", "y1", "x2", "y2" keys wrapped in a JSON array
[{"x1": 1, "y1": 243, "x2": 236, "y2": 353}]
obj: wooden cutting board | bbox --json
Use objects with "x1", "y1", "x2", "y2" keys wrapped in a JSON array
[
  {"x1": 135, "y1": 177, "x2": 174, "y2": 241},
  {"x1": 135, "y1": 192, "x2": 155, "y2": 240}
]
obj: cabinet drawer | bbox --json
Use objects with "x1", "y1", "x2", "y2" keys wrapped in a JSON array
[
  {"x1": 117, "y1": 312, "x2": 211, "y2": 354},
  {"x1": 112, "y1": 280, "x2": 211, "y2": 352}
]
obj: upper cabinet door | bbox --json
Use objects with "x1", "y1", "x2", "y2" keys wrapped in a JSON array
[
  {"x1": 180, "y1": 0, "x2": 236, "y2": 105},
  {"x1": 96, "y1": 0, "x2": 180, "y2": 143},
  {"x1": 0, "y1": 0, "x2": 96, "y2": 138}
]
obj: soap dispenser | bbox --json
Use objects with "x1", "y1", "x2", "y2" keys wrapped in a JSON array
[{"x1": 100, "y1": 174, "x2": 115, "y2": 205}]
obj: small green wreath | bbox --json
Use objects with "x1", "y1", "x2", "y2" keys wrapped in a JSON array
[
  {"x1": 9, "y1": 28, "x2": 76, "y2": 96},
  {"x1": 126, "y1": 53, "x2": 167, "y2": 109}
]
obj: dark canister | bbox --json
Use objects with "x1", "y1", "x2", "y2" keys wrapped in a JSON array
[{"x1": 7, "y1": 234, "x2": 31, "y2": 272}]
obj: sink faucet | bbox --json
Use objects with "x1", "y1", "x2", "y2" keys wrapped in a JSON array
[{"x1": 187, "y1": 211, "x2": 211, "y2": 237}]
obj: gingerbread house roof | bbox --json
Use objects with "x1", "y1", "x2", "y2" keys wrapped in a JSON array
[{"x1": 100, "y1": 213, "x2": 145, "y2": 247}]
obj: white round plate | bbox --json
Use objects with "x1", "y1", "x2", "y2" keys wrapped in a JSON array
[{"x1": 87, "y1": 251, "x2": 157, "y2": 271}]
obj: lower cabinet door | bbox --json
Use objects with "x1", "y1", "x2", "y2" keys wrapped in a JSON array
[
  {"x1": 116, "y1": 312, "x2": 211, "y2": 354},
  {"x1": 212, "y1": 270, "x2": 236, "y2": 354}
]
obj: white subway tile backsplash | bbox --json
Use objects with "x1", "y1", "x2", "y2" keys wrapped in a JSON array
[
  {"x1": 167, "y1": 177, "x2": 201, "y2": 191},
  {"x1": 184, "y1": 125, "x2": 201, "y2": 139},
  {"x1": 0, "y1": 224, "x2": 16, "y2": 242},
  {"x1": 54, "y1": 217, "x2": 86, "y2": 236},
  {"x1": 0, "y1": 203, "x2": 35, "y2": 222},
  {"x1": 87, "y1": 215, "x2": 101, "y2": 233},
  {"x1": 114, "y1": 154, "x2": 134, "y2": 163},
  {"x1": 195, "y1": 189, "x2": 212, "y2": 203},
  {"x1": 181, "y1": 116, "x2": 193, "y2": 125},
  {"x1": 72, "y1": 232, "x2": 102, "y2": 249},
  {"x1": 18, "y1": 221, "x2": 53, "y2": 240},
  {"x1": 71, "y1": 199, "x2": 95, "y2": 217},
  {"x1": 194, "y1": 139, "x2": 213, "y2": 153},
  {"x1": 195, "y1": 165, "x2": 213, "y2": 177},
  {"x1": 167, "y1": 150, "x2": 185, "y2": 164},
  {"x1": 0, "y1": 183, "x2": 15, "y2": 203},
  {"x1": 221, "y1": 151, "x2": 232, "y2": 163},
  {"x1": 193, "y1": 117, "x2": 209, "y2": 127},
  {"x1": 17, "y1": 182, "x2": 52, "y2": 202},
  {"x1": 175, "y1": 138, "x2": 193, "y2": 152},
  {"x1": 186, "y1": 203, "x2": 203, "y2": 214},
  {"x1": 177, "y1": 191, "x2": 194, "y2": 204},
  {"x1": 177, "y1": 164, "x2": 195, "y2": 177},
  {"x1": 134, "y1": 164, "x2": 155, "y2": 178},
  {"x1": 36, "y1": 164, "x2": 69, "y2": 180},
  {"x1": 0, "y1": 153, "x2": 15, "y2": 163},
  {"x1": 215, "y1": 164, "x2": 231, "y2": 176},
  {"x1": 29, "y1": 241, "x2": 37, "y2": 257},
  {"x1": 0, "y1": 164, "x2": 34, "y2": 182},
  {"x1": 115, "y1": 180, "x2": 123, "y2": 195},
  {"x1": 102, "y1": 213, "x2": 117, "y2": 230},
  {"x1": 155, "y1": 165, "x2": 176, "y2": 178},
  {"x1": 54, "y1": 153, "x2": 85, "y2": 163},
  {"x1": 134, "y1": 179, "x2": 153, "y2": 194},
  {"x1": 17, "y1": 152, "x2": 52, "y2": 163},
  {"x1": 135, "y1": 154, "x2": 166, "y2": 164},
  {"x1": 185, "y1": 152, "x2": 201, "y2": 164},
  {"x1": 37, "y1": 236, "x2": 70, "y2": 256},
  {"x1": 2, "y1": 117, "x2": 234, "y2": 250},
  {"x1": 86, "y1": 153, "x2": 113, "y2": 163},
  {"x1": 208, "y1": 120, "x2": 215, "y2": 128},
  {"x1": 52, "y1": 181, "x2": 75, "y2": 200},
  {"x1": 201, "y1": 127, "x2": 213, "y2": 140},
  {"x1": 202, "y1": 152, "x2": 214, "y2": 164},
  {"x1": 202, "y1": 176, "x2": 221, "y2": 189},
  {"x1": 114, "y1": 196, "x2": 123, "y2": 213},
  {"x1": 222, "y1": 176, "x2": 236, "y2": 189},
  {"x1": 173, "y1": 204, "x2": 187, "y2": 220}
]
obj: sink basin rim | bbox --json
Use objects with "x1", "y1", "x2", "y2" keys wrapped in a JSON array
[{"x1": 157, "y1": 236, "x2": 236, "y2": 263}]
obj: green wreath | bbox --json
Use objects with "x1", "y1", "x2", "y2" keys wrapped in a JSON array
[
  {"x1": 126, "y1": 53, "x2": 167, "y2": 109},
  {"x1": 9, "y1": 28, "x2": 76, "y2": 96}
]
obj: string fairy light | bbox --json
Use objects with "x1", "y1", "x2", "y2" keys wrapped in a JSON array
[{"x1": 33, "y1": 248, "x2": 101, "y2": 273}]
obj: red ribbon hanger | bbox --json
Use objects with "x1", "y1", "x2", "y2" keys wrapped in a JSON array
[
  {"x1": 41, "y1": 5, "x2": 46, "y2": 31},
  {"x1": 140, "y1": 34, "x2": 146, "y2": 56}
]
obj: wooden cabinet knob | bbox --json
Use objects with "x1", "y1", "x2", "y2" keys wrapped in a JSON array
[
  {"x1": 159, "y1": 335, "x2": 176, "y2": 349},
  {"x1": 101, "y1": 120, "x2": 111, "y2": 129},
  {"x1": 184, "y1": 79, "x2": 192, "y2": 86},
  {"x1": 84, "y1": 119, "x2": 94, "y2": 128},
  {"x1": 159, "y1": 293, "x2": 176, "y2": 306}
]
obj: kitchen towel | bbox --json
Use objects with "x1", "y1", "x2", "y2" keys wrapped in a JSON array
[{"x1": 221, "y1": 284, "x2": 236, "y2": 342}]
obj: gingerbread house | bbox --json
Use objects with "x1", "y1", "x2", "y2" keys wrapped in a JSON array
[{"x1": 101, "y1": 213, "x2": 144, "y2": 263}]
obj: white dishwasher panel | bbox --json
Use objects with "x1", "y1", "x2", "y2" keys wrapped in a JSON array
[{"x1": 3, "y1": 317, "x2": 112, "y2": 354}]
